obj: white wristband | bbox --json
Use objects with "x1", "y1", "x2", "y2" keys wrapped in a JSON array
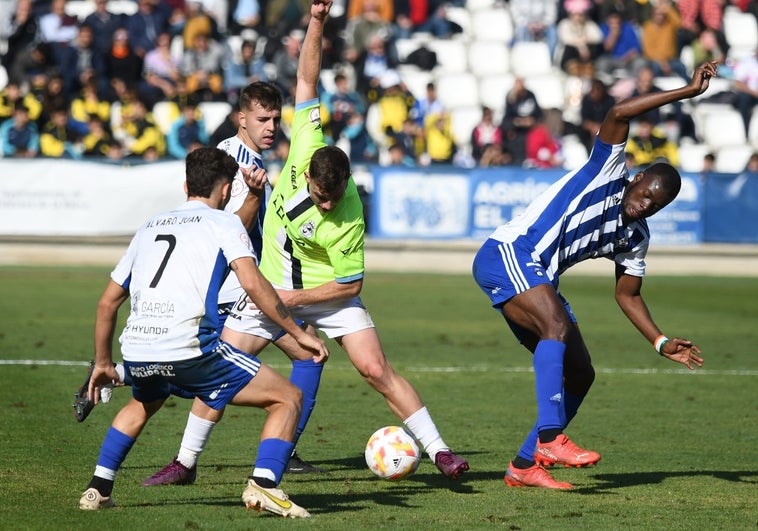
[{"x1": 654, "y1": 335, "x2": 669, "y2": 355}]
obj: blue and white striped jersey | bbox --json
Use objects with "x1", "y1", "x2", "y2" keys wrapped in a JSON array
[
  {"x1": 216, "y1": 135, "x2": 270, "y2": 305},
  {"x1": 489, "y1": 138, "x2": 650, "y2": 281}
]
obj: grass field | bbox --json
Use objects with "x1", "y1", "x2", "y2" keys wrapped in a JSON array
[{"x1": 1, "y1": 266, "x2": 756, "y2": 530}]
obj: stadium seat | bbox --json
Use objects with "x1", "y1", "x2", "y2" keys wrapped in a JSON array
[
  {"x1": 198, "y1": 101, "x2": 233, "y2": 137},
  {"x1": 396, "y1": 66, "x2": 433, "y2": 101},
  {"x1": 65, "y1": 1, "x2": 96, "y2": 21},
  {"x1": 151, "y1": 101, "x2": 177, "y2": 135},
  {"x1": 561, "y1": 135, "x2": 589, "y2": 170},
  {"x1": 749, "y1": 108, "x2": 758, "y2": 149},
  {"x1": 715, "y1": 145, "x2": 754, "y2": 173},
  {"x1": 0, "y1": 64, "x2": 7, "y2": 92},
  {"x1": 677, "y1": 142, "x2": 711, "y2": 173},
  {"x1": 225, "y1": 35, "x2": 244, "y2": 63},
  {"x1": 478, "y1": 73, "x2": 514, "y2": 116},
  {"x1": 723, "y1": 9, "x2": 758, "y2": 60},
  {"x1": 468, "y1": 41, "x2": 510, "y2": 76},
  {"x1": 691, "y1": 102, "x2": 734, "y2": 141},
  {"x1": 435, "y1": 72, "x2": 480, "y2": 109},
  {"x1": 395, "y1": 38, "x2": 422, "y2": 63},
  {"x1": 466, "y1": 0, "x2": 498, "y2": 12},
  {"x1": 450, "y1": 106, "x2": 484, "y2": 147},
  {"x1": 524, "y1": 73, "x2": 567, "y2": 110},
  {"x1": 445, "y1": 6, "x2": 472, "y2": 35},
  {"x1": 510, "y1": 41, "x2": 554, "y2": 78},
  {"x1": 470, "y1": 7, "x2": 514, "y2": 44},
  {"x1": 427, "y1": 39, "x2": 468, "y2": 74},
  {"x1": 107, "y1": 0, "x2": 139, "y2": 16},
  {"x1": 701, "y1": 109, "x2": 747, "y2": 149}
]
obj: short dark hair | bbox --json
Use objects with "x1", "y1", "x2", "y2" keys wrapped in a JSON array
[
  {"x1": 308, "y1": 146, "x2": 351, "y2": 196},
  {"x1": 185, "y1": 147, "x2": 239, "y2": 198},
  {"x1": 646, "y1": 162, "x2": 681, "y2": 201},
  {"x1": 239, "y1": 81, "x2": 283, "y2": 113}
]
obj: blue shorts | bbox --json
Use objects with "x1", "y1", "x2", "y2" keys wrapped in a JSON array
[
  {"x1": 473, "y1": 238, "x2": 576, "y2": 342},
  {"x1": 125, "y1": 340, "x2": 261, "y2": 410}
]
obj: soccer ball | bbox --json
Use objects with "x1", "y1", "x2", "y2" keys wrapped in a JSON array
[{"x1": 364, "y1": 426, "x2": 421, "y2": 480}]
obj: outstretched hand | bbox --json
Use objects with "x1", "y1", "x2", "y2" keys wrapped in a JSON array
[
  {"x1": 661, "y1": 338, "x2": 703, "y2": 370},
  {"x1": 311, "y1": 0, "x2": 332, "y2": 21},
  {"x1": 689, "y1": 61, "x2": 719, "y2": 96}
]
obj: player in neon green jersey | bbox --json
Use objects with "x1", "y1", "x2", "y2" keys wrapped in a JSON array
[{"x1": 223, "y1": 0, "x2": 469, "y2": 480}]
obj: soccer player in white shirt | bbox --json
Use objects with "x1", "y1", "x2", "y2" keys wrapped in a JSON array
[
  {"x1": 141, "y1": 82, "x2": 325, "y2": 486},
  {"x1": 78, "y1": 147, "x2": 328, "y2": 517},
  {"x1": 472, "y1": 62, "x2": 714, "y2": 490}
]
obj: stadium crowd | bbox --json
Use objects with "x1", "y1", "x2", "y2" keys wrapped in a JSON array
[{"x1": 0, "y1": 0, "x2": 756, "y2": 171}]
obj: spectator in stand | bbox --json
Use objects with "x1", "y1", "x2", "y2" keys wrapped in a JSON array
[
  {"x1": 38, "y1": 0, "x2": 79, "y2": 65},
  {"x1": 580, "y1": 78, "x2": 615, "y2": 151},
  {"x1": 479, "y1": 143, "x2": 512, "y2": 167},
  {"x1": 225, "y1": 38, "x2": 268, "y2": 101},
  {"x1": 675, "y1": 0, "x2": 728, "y2": 58},
  {"x1": 411, "y1": 82, "x2": 445, "y2": 128},
  {"x1": 59, "y1": 24, "x2": 101, "y2": 101},
  {"x1": 0, "y1": 102, "x2": 39, "y2": 158},
  {"x1": 326, "y1": 71, "x2": 366, "y2": 141},
  {"x1": 102, "y1": 29, "x2": 144, "y2": 102},
  {"x1": 640, "y1": 0, "x2": 688, "y2": 80},
  {"x1": 423, "y1": 111, "x2": 455, "y2": 164},
  {"x1": 262, "y1": 0, "x2": 310, "y2": 43},
  {"x1": 70, "y1": 74, "x2": 112, "y2": 125},
  {"x1": 230, "y1": 0, "x2": 262, "y2": 34},
  {"x1": 81, "y1": 115, "x2": 123, "y2": 160},
  {"x1": 557, "y1": 0, "x2": 603, "y2": 78},
  {"x1": 501, "y1": 77, "x2": 543, "y2": 165},
  {"x1": 353, "y1": 33, "x2": 397, "y2": 104},
  {"x1": 2, "y1": 0, "x2": 38, "y2": 71},
  {"x1": 625, "y1": 116, "x2": 679, "y2": 167},
  {"x1": 387, "y1": 141, "x2": 417, "y2": 166},
  {"x1": 8, "y1": 41, "x2": 56, "y2": 95},
  {"x1": 0, "y1": 81, "x2": 42, "y2": 125},
  {"x1": 181, "y1": 32, "x2": 226, "y2": 101},
  {"x1": 124, "y1": 0, "x2": 171, "y2": 57},
  {"x1": 119, "y1": 98, "x2": 166, "y2": 161},
  {"x1": 525, "y1": 109, "x2": 564, "y2": 169},
  {"x1": 140, "y1": 31, "x2": 182, "y2": 108},
  {"x1": 745, "y1": 152, "x2": 758, "y2": 173},
  {"x1": 690, "y1": 28, "x2": 726, "y2": 68},
  {"x1": 731, "y1": 48, "x2": 758, "y2": 137},
  {"x1": 595, "y1": 0, "x2": 651, "y2": 27},
  {"x1": 272, "y1": 29, "x2": 305, "y2": 103},
  {"x1": 167, "y1": 98, "x2": 209, "y2": 159},
  {"x1": 343, "y1": 0, "x2": 394, "y2": 65},
  {"x1": 471, "y1": 106, "x2": 503, "y2": 163},
  {"x1": 37, "y1": 74, "x2": 73, "y2": 128},
  {"x1": 701, "y1": 152, "x2": 715, "y2": 176},
  {"x1": 595, "y1": 9, "x2": 646, "y2": 81},
  {"x1": 509, "y1": 0, "x2": 559, "y2": 60},
  {"x1": 341, "y1": 110, "x2": 378, "y2": 163},
  {"x1": 83, "y1": 0, "x2": 125, "y2": 58},
  {"x1": 39, "y1": 105, "x2": 83, "y2": 159},
  {"x1": 390, "y1": 116, "x2": 424, "y2": 161},
  {"x1": 375, "y1": 69, "x2": 416, "y2": 144},
  {"x1": 208, "y1": 103, "x2": 240, "y2": 147},
  {"x1": 183, "y1": 0, "x2": 220, "y2": 50}
]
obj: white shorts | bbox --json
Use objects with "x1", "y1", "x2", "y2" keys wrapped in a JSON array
[{"x1": 224, "y1": 295, "x2": 375, "y2": 339}]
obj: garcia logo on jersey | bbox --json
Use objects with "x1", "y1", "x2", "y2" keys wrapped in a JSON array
[{"x1": 300, "y1": 220, "x2": 315, "y2": 238}]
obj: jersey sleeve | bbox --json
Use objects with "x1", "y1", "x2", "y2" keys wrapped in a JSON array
[
  {"x1": 218, "y1": 211, "x2": 256, "y2": 265},
  {"x1": 286, "y1": 99, "x2": 327, "y2": 180},
  {"x1": 111, "y1": 228, "x2": 142, "y2": 288},
  {"x1": 614, "y1": 221, "x2": 649, "y2": 277},
  {"x1": 324, "y1": 218, "x2": 365, "y2": 283}
]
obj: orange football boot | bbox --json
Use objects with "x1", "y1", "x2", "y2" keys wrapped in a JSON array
[
  {"x1": 504, "y1": 462, "x2": 573, "y2": 490},
  {"x1": 534, "y1": 434, "x2": 601, "y2": 468}
]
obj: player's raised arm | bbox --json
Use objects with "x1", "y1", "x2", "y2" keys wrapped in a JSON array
[
  {"x1": 295, "y1": 0, "x2": 332, "y2": 105},
  {"x1": 598, "y1": 61, "x2": 718, "y2": 145}
]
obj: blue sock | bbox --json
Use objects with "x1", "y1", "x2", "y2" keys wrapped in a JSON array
[
  {"x1": 516, "y1": 423, "x2": 540, "y2": 463},
  {"x1": 289, "y1": 359, "x2": 323, "y2": 445},
  {"x1": 97, "y1": 427, "x2": 136, "y2": 471},
  {"x1": 534, "y1": 339, "x2": 566, "y2": 433},
  {"x1": 254, "y1": 438, "x2": 295, "y2": 485}
]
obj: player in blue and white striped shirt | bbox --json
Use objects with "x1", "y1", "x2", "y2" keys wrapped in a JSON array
[{"x1": 472, "y1": 62, "x2": 714, "y2": 490}]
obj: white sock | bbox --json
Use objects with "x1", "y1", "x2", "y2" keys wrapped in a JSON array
[
  {"x1": 114, "y1": 363, "x2": 125, "y2": 384},
  {"x1": 94, "y1": 465, "x2": 116, "y2": 481},
  {"x1": 403, "y1": 406, "x2": 448, "y2": 462},
  {"x1": 176, "y1": 412, "x2": 216, "y2": 468}
]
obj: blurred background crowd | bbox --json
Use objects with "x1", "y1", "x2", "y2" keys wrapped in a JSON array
[{"x1": 0, "y1": 0, "x2": 756, "y2": 174}]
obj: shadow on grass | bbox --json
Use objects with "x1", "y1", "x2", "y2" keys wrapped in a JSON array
[{"x1": 572, "y1": 469, "x2": 758, "y2": 494}]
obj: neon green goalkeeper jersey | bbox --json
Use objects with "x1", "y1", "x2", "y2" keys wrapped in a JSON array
[{"x1": 260, "y1": 99, "x2": 365, "y2": 289}]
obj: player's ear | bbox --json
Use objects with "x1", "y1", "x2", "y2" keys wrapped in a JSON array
[{"x1": 183, "y1": 180, "x2": 189, "y2": 196}]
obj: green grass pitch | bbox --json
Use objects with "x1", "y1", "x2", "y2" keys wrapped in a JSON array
[{"x1": 0, "y1": 266, "x2": 756, "y2": 530}]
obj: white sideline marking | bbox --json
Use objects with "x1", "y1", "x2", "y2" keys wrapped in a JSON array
[{"x1": 1, "y1": 359, "x2": 756, "y2": 376}]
